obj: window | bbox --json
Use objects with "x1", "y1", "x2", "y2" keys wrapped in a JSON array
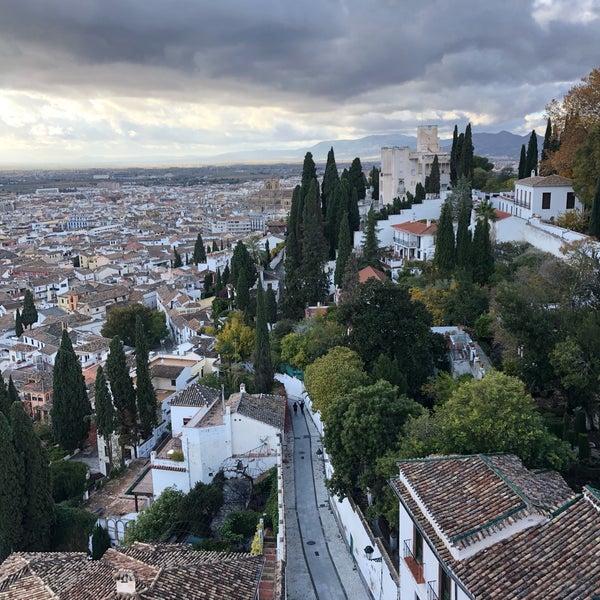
[
  {"x1": 439, "y1": 567, "x2": 452, "y2": 600},
  {"x1": 183, "y1": 418, "x2": 191, "y2": 426},
  {"x1": 542, "y1": 192, "x2": 551, "y2": 209},
  {"x1": 566, "y1": 191, "x2": 575, "y2": 209},
  {"x1": 413, "y1": 526, "x2": 423, "y2": 564},
  {"x1": 171, "y1": 379, "x2": 177, "y2": 386}
]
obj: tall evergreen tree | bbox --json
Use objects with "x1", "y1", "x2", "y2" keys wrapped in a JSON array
[
  {"x1": 192, "y1": 232, "x2": 207, "y2": 264},
  {"x1": 94, "y1": 365, "x2": 115, "y2": 471},
  {"x1": 212, "y1": 240, "x2": 219, "y2": 252},
  {"x1": 135, "y1": 316, "x2": 158, "y2": 440},
  {"x1": 0, "y1": 373, "x2": 9, "y2": 418},
  {"x1": 265, "y1": 288, "x2": 277, "y2": 326},
  {"x1": 427, "y1": 155, "x2": 441, "y2": 194},
  {"x1": 300, "y1": 151, "x2": 318, "y2": 202},
  {"x1": 526, "y1": 130, "x2": 539, "y2": 176},
  {"x1": 230, "y1": 241, "x2": 257, "y2": 289},
  {"x1": 450, "y1": 125, "x2": 459, "y2": 185},
  {"x1": 106, "y1": 336, "x2": 137, "y2": 457},
  {"x1": 414, "y1": 182, "x2": 426, "y2": 203},
  {"x1": 15, "y1": 308, "x2": 23, "y2": 337},
  {"x1": 263, "y1": 239, "x2": 270, "y2": 268},
  {"x1": 518, "y1": 144, "x2": 527, "y2": 179},
  {"x1": 321, "y1": 147, "x2": 339, "y2": 216},
  {"x1": 0, "y1": 411, "x2": 22, "y2": 561},
  {"x1": 173, "y1": 247, "x2": 183, "y2": 268},
  {"x1": 434, "y1": 201, "x2": 455, "y2": 276},
  {"x1": 7, "y1": 376, "x2": 19, "y2": 405},
  {"x1": 588, "y1": 179, "x2": 600, "y2": 238},
  {"x1": 472, "y1": 217, "x2": 494, "y2": 285},
  {"x1": 253, "y1": 284, "x2": 273, "y2": 393},
  {"x1": 222, "y1": 264, "x2": 230, "y2": 286},
  {"x1": 369, "y1": 166, "x2": 380, "y2": 201},
  {"x1": 21, "y1": 289, "x2": 38, "y2": 329},
  {"x1": 10, "y1": 401, "x2": 54, "y2": 551},
  {"x1": 51, "y1": 330, "x2": 91, "y2": 452},
  {"x1": 339, "y1": 253, "x2": 360, "y2": 305},
  {"x1": 361, "y1": 208, "x2": 380, "y2": 268},
  {"x1": 348, "y1": 157, "x2": 366, "y2": 200},
  {"x1": 215, "y1": 267, "x2": 223, "y2": 294},
  {"x1": 300, "y1": 179, "x2": 329, "y2": 306},
  {"x1": 348, "y1": 186, "x2": 360, "y2": 232},
  {"x1": 541, "y1": 117, "x2": 552, "y2": 164},
  {"x1": 459, "y1": 123, "x2": 474, "y2": 181},
  {"x1": 334, "y1": 211, "x2": 352, "y2": 287},
  {"x1": 235, "y1": 269, "x2": 250, "y2": 313},
  {"x1": 455, "y1": 201, "x2": 473, "y2": 275}
]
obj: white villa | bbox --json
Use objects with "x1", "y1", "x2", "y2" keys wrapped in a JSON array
[{"x1": 151, "y1": 383, "x2": 286, "y2": 497}]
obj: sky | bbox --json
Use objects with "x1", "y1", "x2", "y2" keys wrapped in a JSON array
[{"x1": 0, "y1": 0, "x2": 598, "y2": 168}]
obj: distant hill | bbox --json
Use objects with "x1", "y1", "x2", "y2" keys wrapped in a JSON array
[{"x1": 204, "y1": 130, "x2": 542, "y2": 165}]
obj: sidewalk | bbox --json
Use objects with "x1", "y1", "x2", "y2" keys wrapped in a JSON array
[{"x1": 284, "y1": 397, "x2": 369, "y2": 600}]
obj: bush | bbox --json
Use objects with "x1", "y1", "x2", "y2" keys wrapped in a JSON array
[
  {"x1": 90, "y1": 523, "x2": 112, "y2": 559},
  {"x1": 578, "y1": 433, "x2": 591, "y2": 461},
  {"x1": 220, "y1": 510, "x2": 262, "y2": 547},
  {"x1": 51, "y1": 504, "x2": 96, "y2": 551},
  {"x1": 170, "y1": 450, "x2": 184, "y2": 462},
  {"x1": 51, "y1": 460, "x2": 88, "y2": 503}
]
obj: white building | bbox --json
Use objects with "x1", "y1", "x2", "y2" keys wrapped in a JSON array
[
  {"x1": 380, "y1": 126, "x2": 451, "y2": 204},
  {"x1": 494, "y1": 173, "x2": 583, "y2": 221},
  {"x1": 151, "y1": 383, "x2": 286, "y2": 497},
  {"x1": 391, "y1": 453, "x2": 600, "y2": 599},
  {"x1": 392, "y1": 219, "x2": 437, "y2": 262}
]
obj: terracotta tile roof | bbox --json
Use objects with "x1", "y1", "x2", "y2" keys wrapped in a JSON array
[
  {"x1": 0, "y1": 544, "x2": 265, "y2": 599},
  {"x1": 358, "y1": 266, "x2": 387, "y2": 283},
  {"x1": 391, "y1": 454, "x2": 599, "y2": 599},
  {"x1": 169, "y1": 383, "x2": 221, "y2": 407},
  {"x1": 392, "y1": 220, "x2": 437, "y2": 235},
  {"x1": 151, "y1": 363, "x2": 185, "y2": 379}
]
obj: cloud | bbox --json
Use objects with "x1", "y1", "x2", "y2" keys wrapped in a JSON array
[{"x1": 0, "y1": 0, "x2": 597, "y2": 165}]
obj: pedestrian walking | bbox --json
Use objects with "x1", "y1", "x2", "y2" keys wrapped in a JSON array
[
  {"x1": 299, "y1": 400, "x2": 305, "y2": 414},
  {"x1": 293, "y1": 401, "x2": 298, "y2": 415}
]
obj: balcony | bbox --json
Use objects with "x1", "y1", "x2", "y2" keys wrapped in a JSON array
[
  {"x1": 393, "y1": 235, "x2": 419, "y2": 247},
  {"x1": 427, "y1": 581, "x2": 440, "y2": 600},
  {"x1": 403, "y1": 540, "x2": 425, "y2": 584}
]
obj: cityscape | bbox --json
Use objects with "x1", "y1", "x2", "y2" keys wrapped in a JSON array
[{"x1": 1, "y1": 1, "x2": 600, "y2": 599}]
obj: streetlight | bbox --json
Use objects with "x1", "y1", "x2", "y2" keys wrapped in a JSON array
[{"x1": 364, "y1": 545, "x2": 382, "y2": 562}]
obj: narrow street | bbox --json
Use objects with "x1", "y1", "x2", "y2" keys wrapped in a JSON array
[{"x1": 284, "y1": 396, "x2": 369, "y2": 600}]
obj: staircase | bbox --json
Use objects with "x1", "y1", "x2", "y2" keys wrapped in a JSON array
[{"x1": 258, "y1": 530, "x2": 278, "y2": 599}]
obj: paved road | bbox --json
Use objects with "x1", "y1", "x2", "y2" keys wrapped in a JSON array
[{"x1": 284, "y1": 397, "x2": 369, "y2": 600}]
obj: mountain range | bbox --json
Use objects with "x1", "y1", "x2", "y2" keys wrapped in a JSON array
[{"x1": 208, "y1": 131, "x2": 542, "y2": 165}]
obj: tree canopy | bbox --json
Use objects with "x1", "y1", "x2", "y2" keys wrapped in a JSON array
[{"x1": 101, "y1": 304, "x2": 168, "y2": 348}]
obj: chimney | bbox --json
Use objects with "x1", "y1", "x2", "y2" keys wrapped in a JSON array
[
  {"x1": 240, "y1": 383, "x2": 246, "y2": 395},
  {"x1": 114, "y1": 570, "x2": 136, "y2": 597},
  {"x1": 531, "y1": 169, "x2": 536, "y2": 177},
  {"x1": 426, "y1": 219, "x2": 431, "y2": 228}
]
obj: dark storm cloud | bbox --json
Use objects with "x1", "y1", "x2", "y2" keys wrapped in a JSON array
[{"x1": 0, "y1": 0, "x2": 597, "y2": 102}]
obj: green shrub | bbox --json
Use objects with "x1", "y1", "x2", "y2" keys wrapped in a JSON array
[
  {"x1": 170, "y1": 450, "x2": 184, "y2": 462},
  {"x1": 51, "y1": 504, "x2": 96, "y2": 551},
  {"x1": 51, "y1": 461, "x2": 88, "y2": 503},
  {"x1": 221, "y1": 510, "x2": 261, "y2": 547},
  {"x1": 578, "y1": 434, "x2": 591, "y2": 461}
]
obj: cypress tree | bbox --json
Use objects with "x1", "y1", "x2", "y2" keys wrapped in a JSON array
[
  {"x1": 348, "y1": 186, "x2": 360, "y2": 233},
  {"x1": 321, "y1": 147, "x2": 339, "y2": 216},
  {"x1": 51, "y1": 330, "x2": 91, "y2": 452},
  {"x1": 518, "y1": 144, "x2": 527, "y2": 179},
  {"x1": 369, "y1": 166, "x2": 380, "y2": 201},
  {"x1": 334, "y1": 211, "x2": 352, "y2": 287},
  {"x1": 361, "y1": 208, "x2": 380, "y2": 268},
  {"x1": 135, "y1": 316, "x2": 158, "y2": 441},
  {"x1": 0, "y1": 411, "x2": 22, "y2": 561},
  {"x1": 212, "y1": 240, "x2": 219, "y2": 253},
  {"x1": 589, "y1": 179, "x2": 600, "y2": 238},
  {"x1": 541, "y1": 118, "x2": 552, "y2": 164},
  {"x1": 450, "y1": 125, "x2": 459, "y2": 185},
  {"x1": 265, "y1": 288, "x2": 277, "y2": 326},
  {"x1": 263, "y1": 239, "x2": 270, "y2": 268},
  {"x1": 434, "y1": 201, "x2": 456, "y2": 277},
  {"x1": 526, "y1": 130, "x2": 538, "y2": 176},
  {"x1": 414, "y1": 182, "x2": 426, "y2": 203},
  {"x1": 300, "y1": 179, "x2": 329, "y2": 306},
  {"x1": 0, "y1": 373, "x2": 9, "y2": 418},
  {"x1": 94, "y1": 365, "x2": 116, "y2": 471},
  {"x1": 21, "y1": 289, "x2": 38, "y2": 329},
  {"x1": 8, "y1": 376, "x2": 19, "y2": 404},
  {"x1": 348, "y1": 157, "x2": 366, "y2": 200},
  {"x1": 339, "y1": 253, "x2": 360, "y2": 305},
  {"x1": 222, "y1": 264, "x2": 230, "y2": 286},
  {"x1": 300, "y1": 152, "x2": 318, "y2": 200},
  {"x1": 429, "y1": 155, "x2": 441, "y2": 194},
  {"x1": 106, "y1": 336, "x2": 137, "y2": 457},
  {"x1": 253, "y1": 284, "x2": 273, "y2": 393},
  {"x1": 459, "y1": 123, "x2": 474, "y2": 181},
  {"x1": 236, "y1": 269, "x2": 250, "y2": 312},
  {"x1": 10, "y1": 401, "x2": 54, "y2": 551},
  {"x1": 15, "y1": 308, "x2": 23, "y2": 337},
  {"x1": 472, "y1": 217, "x2": 494, "y2": 285},
  {"x1": 230, "y1": 241, "x2": 257, "y2": 289},
  {"x1": 215, "y1": 267, "x2": 223, "y2": 294},
  {"x1": 455, "y1": 201, "x2": 473, "y2": 275},
  {"x1": 91, "y1": 523, "x2": 112, "y2": 560},
  {"x1": 173, "y1": 247, "x2": 183, "y2": 268},
  {"x1": 192, "y1": 233, "x2": 207, "y2": 264},
  {"x1": 455, "y1": 133, "x2": 465, "y2": 179}
]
